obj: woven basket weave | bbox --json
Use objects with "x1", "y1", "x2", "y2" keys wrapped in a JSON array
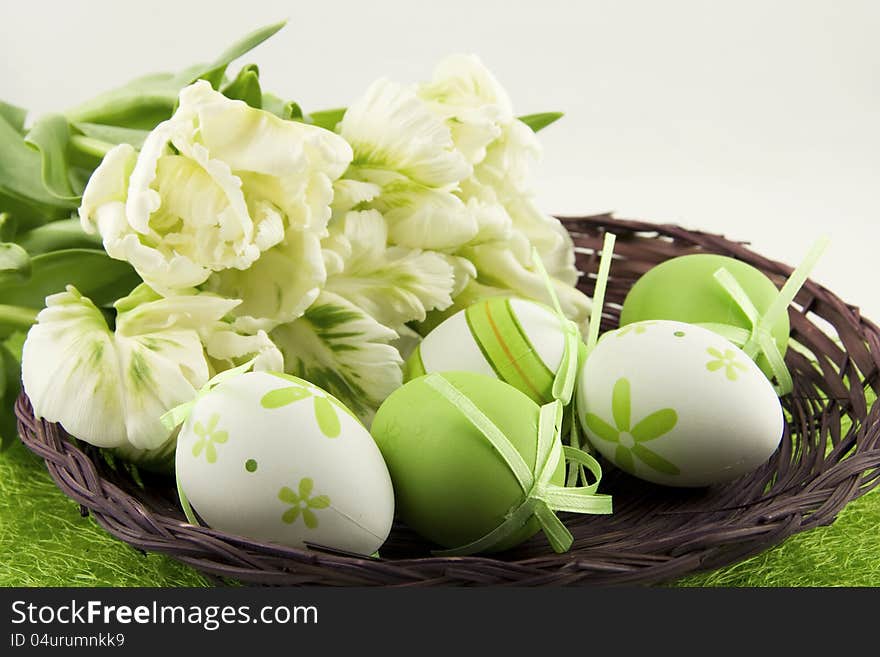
[{"x1": 15, "y1": 214, "x2": 880, "y2": 586}]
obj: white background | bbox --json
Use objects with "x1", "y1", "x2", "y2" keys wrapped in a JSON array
[{"x1": 3, "y1": 0, "x2": 878, "y2": 320}]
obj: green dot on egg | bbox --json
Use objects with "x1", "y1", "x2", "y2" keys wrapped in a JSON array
[
  {"x1": 245, "y1": 459, "x2": 258, "y2": 473},
  {"x1": 674, "y1": 331, "x2": 686, "y2": 337}
]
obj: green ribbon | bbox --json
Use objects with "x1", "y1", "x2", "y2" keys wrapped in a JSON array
[
  {"x1": 699, "y1": 236, "x2": 829, "y2": 396},
  {"x1": 532, "y1": 233, "x2": 617, "y2": 486},
  {"x1": 424, "y1": 374, "x2": 612, "y2": 557},
  {"x1": 160, "y1": 358, "x2": 257, "y2": 527},
  {"x1": 530, "y1": 248, "x2": 582, "y2": 408}
]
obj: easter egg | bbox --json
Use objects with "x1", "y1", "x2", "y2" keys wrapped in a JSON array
[
  {"x1": 371, "y1": 371, "x2": 566, "y2": 552},
  {"x1": 404, "y1": 296, "x2": 582, "y2": 404},
  {"x1": 619, "y1": 254, "x2": 789, "y2": 379},
  {"x1": 175, "y1": 370, "x2": 395, "y2": 555},
  {"x1": 576, "y1": 320, "x2": 784, "y2": 487}
]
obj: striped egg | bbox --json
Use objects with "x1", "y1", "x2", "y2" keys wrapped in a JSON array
[{"x1": 405, "y1": 297, "x2": 579, "y2": 404}]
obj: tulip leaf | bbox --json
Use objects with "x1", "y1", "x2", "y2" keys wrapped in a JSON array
[
  {"x1": 261, "y1": 94, "x2": 303, "y2": 120},
  {"x1": 0, "y1": 248, "x2": 140, "y2": 309},
  {"x1": 0, "y1": 101, "x2": 27, "y2": 134},
  {"x1": 71, "y1": 122, "x2": 149, "y2": 150},
  {"x1": 308, "y1": 108, "x2": 347, "y2": 131},
  {"x1": 0, "y1": 340, "x2": 22, "y2": 451},
  {"x1": 518, "y1": 111, "x2": 564, "y2": 132},
  {"x1": 221, "y1": 64, "x2": 262, "y2": 109},
  {"x1": 195, "y1": 20, "x2": 286, "y2": 87},
  {"x1": 24, "y1": 113, "x2": 82, "y2": 201},
  {"x1": 0, "y1": 243, "x2": 31, "y2": 284},
  {"x1": 66, "y1": 21, "x2": 286, "y2": 129},
  {"x1": 0, "y1": 213, "x2": 16, "y2": 242},
  {"x1": 14, "y1": 218, "x2": 102, "y2": 255},
  {"x1": 0, "y1": 111, "x2": 77, "y2": 228}
]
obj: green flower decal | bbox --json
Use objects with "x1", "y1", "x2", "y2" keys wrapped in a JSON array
[
  {"x1": 279, "y1": 478, "x2": 331, "y2": 528},
  {"x1": 706, "y1": 347, "x2": 747, "y2": 381},
  {"x1": 260, "y1": 373, "x2": 357, "y2": 438},
  {"x1": 614, "y1": 322, "x2": 655, "y2": 338},
  {"x1": 583, "y1": 378, "x2": 680, "y2": 476},
  {"x1": 191, "y1": 413, "x2": 228, "y2": 464}
]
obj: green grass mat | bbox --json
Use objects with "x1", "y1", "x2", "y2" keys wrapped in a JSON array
[{"x1": 2, "y1": 436, "x2": 878, "y2": 587}]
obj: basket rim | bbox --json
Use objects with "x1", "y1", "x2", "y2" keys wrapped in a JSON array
[{"x1": 14, "y1": 213, "x2": 880, "y2": 586}]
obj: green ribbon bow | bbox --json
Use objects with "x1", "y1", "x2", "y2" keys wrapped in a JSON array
[
  {"x1": 697, "y1": 236, "x2": 829, "y2": 396},
  {"x1": 532, "y1": 232, "x2": 617, "y2": 486},
  {"x1": 424, "y1": 373, "x2": 612, "y2": 556},
  {"x1": 160, "y1": 358, "x2": 257, "y2": 527}
]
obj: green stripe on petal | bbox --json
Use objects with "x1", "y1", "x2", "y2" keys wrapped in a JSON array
[
  {"x1": 323, "y1": 210, "x2": 458, "y2": 329},
  {"x1": 270, "y1": 291, "x2": 402, "y2": 425}
]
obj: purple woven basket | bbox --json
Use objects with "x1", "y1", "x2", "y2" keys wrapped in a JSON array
[{"x1": 16, "y1": 214, "x2": 880, "y2": 586}]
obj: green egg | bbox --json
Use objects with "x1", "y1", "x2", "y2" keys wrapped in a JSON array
[
  {"x1": 370, "y1": 371, "x2": 566, "y2": 553},
  {"x1": 619, "y1": 254, "x2": 789, "y2": 379}
]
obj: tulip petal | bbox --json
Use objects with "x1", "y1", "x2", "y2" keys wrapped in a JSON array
[
  {"x1": 323, "y1": 210, "x2": 456, "y2": 329},
  {"x1": 340, "y1": 78, "x2": 470, "y2": 188},
  {"x1": 270, "y1": 291, "x2": 402, "y2": 425}
]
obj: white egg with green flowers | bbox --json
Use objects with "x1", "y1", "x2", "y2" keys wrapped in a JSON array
[
  {"x1": 175, "y1": 371, "x2": 395, "y2": 555},
  {"x1": 576, "y1": 320, "x2": 784, "y2": 487}
]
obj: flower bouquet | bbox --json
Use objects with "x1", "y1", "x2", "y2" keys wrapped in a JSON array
[{"x1": 2, "y1": 21, "x2": 585, "y2": 463}]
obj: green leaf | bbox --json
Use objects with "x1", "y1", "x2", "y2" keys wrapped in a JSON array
[
  {"x1": 66, "y1": 20, "x2": 286, "y2": 129},
  {"x1": 14, "y1": 218, "x2": 102, "y2": 255},
  {"x1": 284, "y1": 102, "x2": 303, "y2": 121},
  {"x1": 4, "y1": 331, "x2": 25, "y2": 361},
  {"x1": 195, "y1": 20, "x2": 286, "y2": 86},
  {"x1": 0, "y1": 213, "x2": 15, "y2": 242},
  {"x1": 221, "y1": 64, "x2": 262, "y2": 109},
  {"x1": 0, "y1": 342, "x2": 22, "y2": 450},
  {"x1": 308, "y1": 108, "x2": 346, "y2": 131},
  {"x1": 0, "y1": 248, "x2": 140, "y2": 309},
  {"x1": 0, "y1": 242, "x2": 30, "y2": 284},
  {"x1": 517, "y1": 112, "x2": 563, "y2": 133},
  {"x1": 0, "y1": 111, "x2": 77, "y2": 228},
  {"x1": 261, "y1": 94, "x2": 303, "y2": 120},
  {"x1": 72, "y1": 122, "x2": 150, "y2": 150},
  {"x1": 24, "y1": 114, "x2": 81, "y2": 200},
  {"x1": 0, "y1": 100, "x2": 27, "y2": 134}
]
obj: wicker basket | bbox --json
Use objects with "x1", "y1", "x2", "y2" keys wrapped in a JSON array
[{"x1": 15, "y1": 214, "x2": 880, "y2": 586}]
